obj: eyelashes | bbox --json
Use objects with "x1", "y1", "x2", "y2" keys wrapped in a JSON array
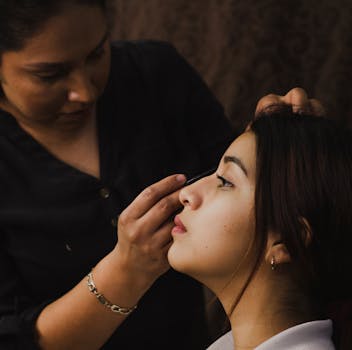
[
  {"x1": 216, "y1": 174, "x2": 234, "y2": 188},
  {"x1": 35, "y1": 71, "x2": 68, "y2": 82},
  {"x1": 183, "y1": 169, "x2": 235, "y2": 189}
]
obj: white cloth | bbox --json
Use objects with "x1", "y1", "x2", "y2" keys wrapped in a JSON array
[{"x1": 207, "y1": 319, "x2": 335, "y2": 350}]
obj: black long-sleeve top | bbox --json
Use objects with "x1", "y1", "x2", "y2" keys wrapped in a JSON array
[{"x1": 0, "y1": 41, "x2": 235, "y2": 349}]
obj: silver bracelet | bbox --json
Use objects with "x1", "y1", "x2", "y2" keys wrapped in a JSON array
[{"x1": 87, "y1": 271, "x2": 137, "y2": 315}]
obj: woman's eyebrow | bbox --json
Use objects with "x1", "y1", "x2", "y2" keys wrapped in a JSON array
[
  {"x1": 223, "y1": 155, "x2": 248, "y2": 177},
  {"x1": 23, "y1": 60, "x2": 67, "y2": 71}
]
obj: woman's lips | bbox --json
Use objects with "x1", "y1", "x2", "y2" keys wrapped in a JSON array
[
  {"x1": 61, "y1": 105, "x2": 94, "y2": 117},
  {"x1": 172, "y1": 215, "x2": 187, "y2": 235}
]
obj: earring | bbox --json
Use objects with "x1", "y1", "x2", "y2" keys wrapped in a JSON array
[{"x1": 271, "y1": 256, "x2": 276, "y2": 271}]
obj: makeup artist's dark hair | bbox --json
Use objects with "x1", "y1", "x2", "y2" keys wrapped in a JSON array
[
  {"x1": 247, "y1": 107, "x2": 352, "y2": 349},
  {"x1": 0, "y1": 0, "x2": 111, "y2": 55}
]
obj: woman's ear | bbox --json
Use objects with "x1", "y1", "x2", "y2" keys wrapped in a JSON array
[
  {"x1": 299, "y1": 217, "x2": 313, "y2": 247},
  {"x1": 265, "y1": 232, "x2": 291, "y2": 268},
  {"x1": 265, "y1": 218, "x2": 312, "y2": 269}
]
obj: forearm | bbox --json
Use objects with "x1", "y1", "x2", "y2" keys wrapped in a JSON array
[
  {"x1": 36, "y1": 174, "x2": 184, "y2": 349},
  {"x1": 36, "y1": 251, "x2": 152, "y2": 350}
]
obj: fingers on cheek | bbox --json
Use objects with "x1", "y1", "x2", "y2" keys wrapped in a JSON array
[
  {"x1": 138, "y1": 228, "x2": 172, "y2": 265},
  {"x1": 141, "y1": 185, "x2": 159, "y2": 203},
  {"x1": 156, "y1": 197, "x2": 175, "y2": 215},
  {"x1": 146, "y1": 195, "x2": 180, "y2": 226},
  {"x1": 142, "y1": 175, "x2": 185, "y2": 201},
  {"x1": 124, "y1": 220, "x2": 173, "y2": 254},
  {"x1": 153, "y1": 221, "x2": 175, "y2": 248}
]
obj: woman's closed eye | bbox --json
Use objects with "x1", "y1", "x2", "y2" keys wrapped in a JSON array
[
  {"x1": 33, "y1": 68, "x2": 69, "y2": 83},
  {"x1": 216, "y1": 174, "x2": 234, "y2": 188}
]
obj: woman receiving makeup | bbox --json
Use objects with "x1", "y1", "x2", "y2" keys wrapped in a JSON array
[{"x1": 168, "y1": 105, "x2": 351, "y2": 350}]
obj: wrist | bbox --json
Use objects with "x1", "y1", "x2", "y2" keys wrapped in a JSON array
[
  {"x1": 87, "y1": 270, "x2": 138, "y2": 315},
  {"x1": 94, "y1": 249, "x2": 156, "y2": 303}
]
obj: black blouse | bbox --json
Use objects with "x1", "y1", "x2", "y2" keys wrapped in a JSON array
[{"x1": 0, "y1": 41, "x2": 234, "y2": 349}]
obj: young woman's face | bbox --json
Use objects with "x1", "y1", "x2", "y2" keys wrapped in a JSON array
[
  {"x1": 168, "y1": 132, "x2": 257, "y2": 287},
  {"x1": 0, "y1": 4, "x2": 110, "y2": 129}
]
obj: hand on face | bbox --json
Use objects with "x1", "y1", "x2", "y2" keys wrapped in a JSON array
[
  {"x1": 113, "y1": 174, "x2": 186, "y2": 287},
  {"x1": 255, "y1": 87, "x2": 326, "y2": 117}
]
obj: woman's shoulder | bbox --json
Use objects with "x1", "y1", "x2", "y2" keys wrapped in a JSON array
[
  {"x1": 257, "y1": 319, "x2": 335, "y2": 350},
  {"x1": 206, "y1": 320, "x2": 335, "y2": 350},
  {"x1": 206, "y1": 331, "x2": 233, "y2": 350}
]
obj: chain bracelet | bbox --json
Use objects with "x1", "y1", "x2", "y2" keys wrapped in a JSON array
[{"x1": 87, "y1": 271, "x2": 137, "y2": 315}]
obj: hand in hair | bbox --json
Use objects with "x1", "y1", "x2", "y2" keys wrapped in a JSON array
[{"x1": 255, "y1": 87, "x2": 326, "y2": 117}]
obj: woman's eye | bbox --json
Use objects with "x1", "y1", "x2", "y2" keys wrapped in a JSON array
[
  {"x1": 35, "y1": 71, "x2": 67, "y2": 83},
  {"x1": 217, "y1": 175, "x2": 234, "y2": 188}
]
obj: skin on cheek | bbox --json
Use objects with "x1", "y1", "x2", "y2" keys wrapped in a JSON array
[{"x1": 3, "y1": 78, "x2": 64, "y2": 120}]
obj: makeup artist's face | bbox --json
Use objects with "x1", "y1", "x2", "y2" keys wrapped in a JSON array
[
  {"x1": 168, "y1": 132, "x2": 257, "y2": 286},
  {"x1": 0, "y1": 4, "x2": 110, "y2": 129}
]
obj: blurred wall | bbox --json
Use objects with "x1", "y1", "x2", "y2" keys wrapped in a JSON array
[{"x1": 111, "y1": 0, "x2": 352, "y2": 132}]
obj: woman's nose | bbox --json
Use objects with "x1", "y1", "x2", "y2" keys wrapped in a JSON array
[
  {"x1": 179, "y1": 179, "x2": 204, "y2": 209},
  {"x1": 67, "y1": 70, "x2": 97, "y2": 104}
]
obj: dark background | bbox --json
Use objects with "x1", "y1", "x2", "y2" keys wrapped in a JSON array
[{"x1": 112, "y1": 0, "x2": 352, "y2": 133}]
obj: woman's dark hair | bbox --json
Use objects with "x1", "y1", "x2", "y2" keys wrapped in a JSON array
[
  {"x1": 250, "y1": 107, "x2": 352, "y2": 349},
  {"x1": 0, "y1": 0, "x2": 111, "y2": 54}
]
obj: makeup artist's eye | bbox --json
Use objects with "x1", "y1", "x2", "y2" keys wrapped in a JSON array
[
  {"x1": 31, "y1": 65, "x2": 70, "y2": 83},
  {"x1": 35, "y1": 71, "x2": 67, "y2": 82},
  {"x1": 217, "y1": 175, "x2": 234, "y2": 188}
]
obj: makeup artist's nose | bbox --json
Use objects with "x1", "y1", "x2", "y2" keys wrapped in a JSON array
[{"x1": 67, "y1": 69, "x2": 97, "y2": 104}]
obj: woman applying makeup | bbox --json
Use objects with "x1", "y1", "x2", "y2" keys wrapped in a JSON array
[
  {"x1": 0, "y1": 1, "x2": 233, "y2": 349},
  {"x1": 168, "y1": 106, "x2": 352, "y2": 349}
]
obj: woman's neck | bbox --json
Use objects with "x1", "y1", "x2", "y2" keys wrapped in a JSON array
[
  {"x1": 18, "y1": 109, "x2": 97, "y2": 147},
  {"x1": 16, "y1": 107, "x2": 101, "y2": 179},
  {"x1": 216, "y1": 272, "x2": 314, "y2": 350}
]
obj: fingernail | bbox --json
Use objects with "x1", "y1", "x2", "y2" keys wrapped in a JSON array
[{"x1": 176, "y1": 174, "x2": 186, "y2": 182}]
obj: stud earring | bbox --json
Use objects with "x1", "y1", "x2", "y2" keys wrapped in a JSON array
[{"x1": 271, "y1": 256, "x2": 276, "y2": 271}]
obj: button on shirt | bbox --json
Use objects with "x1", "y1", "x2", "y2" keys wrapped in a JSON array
[
  {"x1": 0, "y1": 40, "x2": 235, "y2": 349},
  {"x1": 99, "y1": 187, "x2": 110, "y2": 199}
]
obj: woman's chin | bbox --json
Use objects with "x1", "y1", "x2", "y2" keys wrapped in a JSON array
[
  {"x1": 167, "y1": 245, "x2": 183, "y2": 271},
  {"x1": 168, "y1": 246, "x2": 192, "y2": 275},
  {"x1": 167, "y1": 247, "x2": 206, "y2": 286}
]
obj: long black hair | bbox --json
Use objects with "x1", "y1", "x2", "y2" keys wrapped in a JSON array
[{"x1": 250, "y1": 107, "x2": 352, "y2": 349}]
